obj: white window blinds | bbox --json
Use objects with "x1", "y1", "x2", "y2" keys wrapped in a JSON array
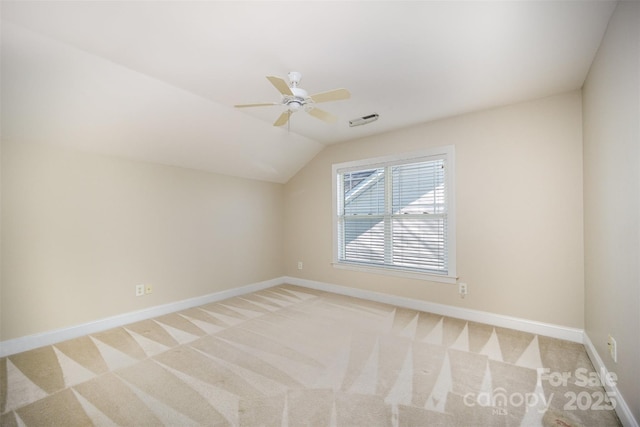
[{"x1": 335, "y1": 149, "x2": 454, "y2": 279}]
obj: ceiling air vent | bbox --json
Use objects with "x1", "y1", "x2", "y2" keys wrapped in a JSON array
[{"x1": 349, "y1": 113, "x2": 379, "y2": 127}]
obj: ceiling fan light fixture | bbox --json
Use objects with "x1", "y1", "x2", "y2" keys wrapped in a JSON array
[{"x1": 288, "y1": 100, "x2": 303, "y2": 111}]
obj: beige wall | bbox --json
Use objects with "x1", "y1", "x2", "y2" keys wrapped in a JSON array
[
  {"x1": 1, "y1": 141, "x2": 284, "y2": 341},
  {"x1": 583, "y1": 1, "x2": 640, "y2": 421},
  {"x1": 285, "y1": 91, "x2": 585, "y2": 328},
  {"x1": 1, "y1": 92, "x2": 587, "y2": 340}
]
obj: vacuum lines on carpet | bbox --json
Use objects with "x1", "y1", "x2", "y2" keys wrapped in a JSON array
[{"x1": 0, "y1": 285, "x2": 621, "y2": 426}]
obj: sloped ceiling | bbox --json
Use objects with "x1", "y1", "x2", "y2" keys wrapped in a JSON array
[{"x1": 1, "y1": 1, "x2": 616, "y2": 183}]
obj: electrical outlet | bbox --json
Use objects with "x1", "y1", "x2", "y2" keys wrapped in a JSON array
[
  {"x1": 608, "y1": 335, "x2": 617, "y2": 363},
  {"x1": 135, "y1": 284, "x2": 145, "y2": 297},
  {"x1": 145, "y1": 284, "x2": 153, "y2": 295},
  {"x1": 458, "y1": 282, "x2": 468, "y2": 298},
  {"x1": 297, "y1": 261, "x2": 303, "y2": 270}
]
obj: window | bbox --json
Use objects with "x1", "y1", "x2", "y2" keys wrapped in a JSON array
[{"x1": 332, "y1": 146, "x2": 456, "y2": 283}]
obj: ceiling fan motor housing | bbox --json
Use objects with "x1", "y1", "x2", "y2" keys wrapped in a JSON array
[{"x1": 285, "y1": 86, "x2": 309, "y2": 111}]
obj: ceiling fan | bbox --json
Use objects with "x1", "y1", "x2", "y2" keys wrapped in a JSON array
[{"x1": 234, "y1": 71, "x2": 350, "y2": 127}]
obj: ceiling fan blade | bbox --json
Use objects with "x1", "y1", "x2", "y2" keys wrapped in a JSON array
[
  {"x1": 310, "y1": 88, "x2": 351, "y2": 103},
  {"x1": 266, "y1": 76, "x2": 294, "y2": 96},
  {"x1": 273, "y1": 111, "x2": 290, "y2": 127},
  {"x1": 308, "y1": 107, "x2": 337, "y2": 123},
  {"x1": 234, "y1": 102, "x2": 279, "y2": 108}
]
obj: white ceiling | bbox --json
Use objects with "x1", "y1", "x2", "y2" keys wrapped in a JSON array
[{"x1": 1, "y1": 1, "x2": 616, "y2": 183}]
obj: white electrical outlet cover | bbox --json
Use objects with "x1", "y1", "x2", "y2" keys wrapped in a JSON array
[{"x1": 609, "y1": 335, "x2": 617, "y2": 362}]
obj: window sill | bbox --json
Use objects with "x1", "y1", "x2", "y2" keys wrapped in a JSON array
[{"x1": 332, "y1": 261, "x2": 457, "y2": 284}]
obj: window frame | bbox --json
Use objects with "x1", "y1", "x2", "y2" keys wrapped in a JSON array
[{"x1": 332, "y1": 146, "x2": 457, "y2": 284}]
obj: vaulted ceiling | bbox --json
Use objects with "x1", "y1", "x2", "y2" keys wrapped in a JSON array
[{"x1": 1, "y1": 1, "x2": 616, "y2": 183}]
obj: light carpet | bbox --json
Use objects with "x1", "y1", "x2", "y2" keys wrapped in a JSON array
[{"x1": 0, "y1": 285, "x2": 621, "y2": 426}]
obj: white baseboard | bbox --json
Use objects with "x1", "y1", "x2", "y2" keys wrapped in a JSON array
[
  {"x1": 284, "y1": 276, "x2": 585, "y2": 343},
  {"x1": 583, "y1": 334, "x2": 639, "y2": 427},
  {"x1": 2, "y1": 275, "x2": 584, "y2": 354},
  {"x1": 0, "y1": 277, "x2": 283, "y2": 358}
]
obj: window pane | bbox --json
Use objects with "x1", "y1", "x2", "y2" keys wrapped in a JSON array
[
  {"x1": 343, "y1": 168, "x2": 385, "y2": 216},
  {"x1": 392, "y1": 216, "x2": 447, "y2": 272},
  {"x1": 392, "y1": 160, "x2": 445, "y2": 214},
  {"x1": 341, "y1": 217, "x2": 385, "y2": 264},
  {"x1": 334, "y1": 148, "x2": 454, "y2": 279}
]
